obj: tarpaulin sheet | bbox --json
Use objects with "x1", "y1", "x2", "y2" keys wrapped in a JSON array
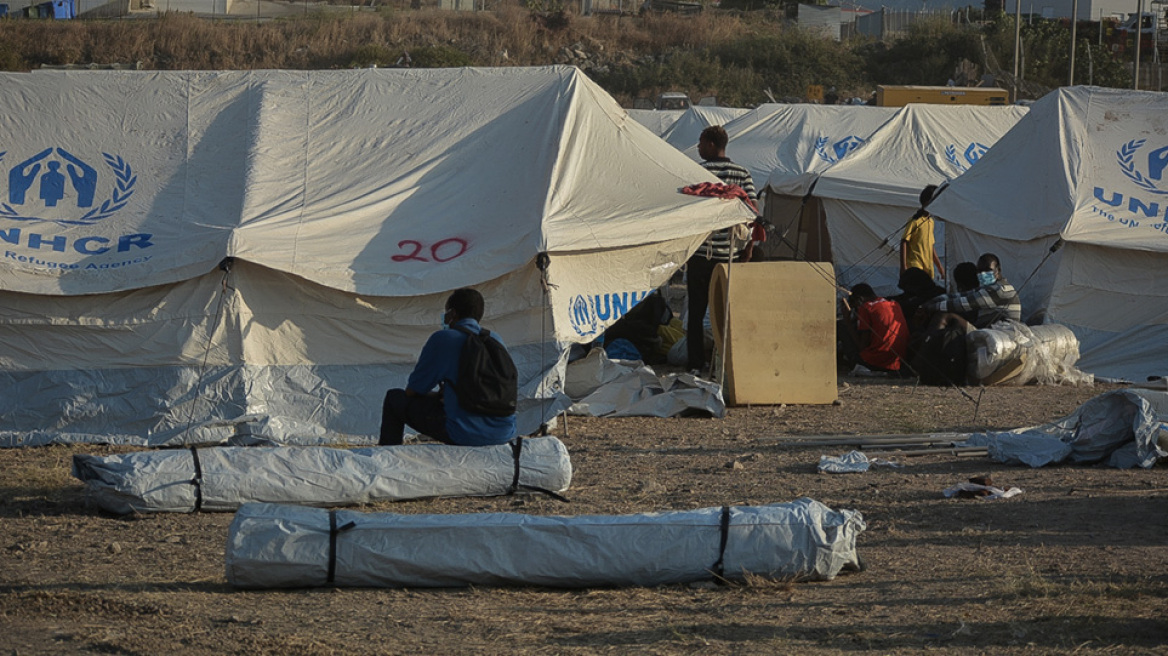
[
  {"x1": 564, "y1": 349, "x2": 725, "y2": 418},
  {"x1": 969, "y1": 388, "x2": 1168, "y2": 468},
  {"x1": 72, "y1": 436, "x2": 571, "y2": 514},
  {"x1": 225, "y1": 498, "x2": 865, "y2": 589}
]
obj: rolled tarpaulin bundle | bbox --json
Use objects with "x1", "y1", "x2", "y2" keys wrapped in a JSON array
[
  {"x1": 224, "y1": 498, "x2": 865, "y2": 589},
  {"x1": 967, "y1": 320, "x2": 1092, "y2": 386},
  {"x1": 72, "y1": 437, "x2": 572, "y2": 514}
]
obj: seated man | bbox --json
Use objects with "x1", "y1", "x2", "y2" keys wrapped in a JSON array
[
  {"x1": 889, "y1": 266, "x2": 945, "y2": 335},
  {"x1": 839, "y1": 283, "x2": 910, "y2": 374},
  {"x1": 922, "y1": 253, "x2": 1021, "y2": 332},
  {"x1": 379, "y1": 288, "x2": 517, "y2": 447}
]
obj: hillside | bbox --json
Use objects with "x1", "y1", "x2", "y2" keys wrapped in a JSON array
[{"x1": 0, "y1": 5, "x2": 1129, "y2": 105}]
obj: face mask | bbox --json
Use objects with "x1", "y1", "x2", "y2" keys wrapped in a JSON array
[
  {"x1": 441, "y1": 311, "x2": 450, "y2": 330},
  {"x1": 977, "y1": 271, "x2": 996, "y2": 287}
]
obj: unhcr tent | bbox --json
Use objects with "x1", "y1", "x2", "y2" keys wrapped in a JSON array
[
  {"x1": 929, "y1": 86, "x2": 1168, "y2": 381},
  {"x1": 0, "y1": 67, "x2": 755, "y2": 447},
  {"x1": 687, "y1": 104, "x2": 896, "y2": 261},
  {"x1": 661, "y1": 105, "x2": 752, "y2": 151},
  {"x1": 812, "y1": 104, "x2": 1027, "y2": 293},
  {"x1": 626, "y1": 108, "x2": 685, "y2": 137}
]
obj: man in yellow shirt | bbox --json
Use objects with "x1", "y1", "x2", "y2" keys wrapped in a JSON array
[{"x1": 901, "y1": 185, "x2": 944, "y2": 283}]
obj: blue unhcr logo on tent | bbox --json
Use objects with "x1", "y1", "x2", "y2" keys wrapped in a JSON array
[
  {"x1": 814, "y1": 136, "x2": 865, "y2": 164},
  {"x1": 568, "y1": 290, "x2": 651, "y2": 338},
  {"x1": 0, "y1": 148, "x2": 136, "y2": 225},
  {"x1": 944, "y1": 142, "x2": 989, "y2": 173},
  {"x1": 1088, "y1": 140, "x2": 1168, "y2": 230},
  {"x1": 1117, "y1": 139, "x2": 1168, "y2": 196}
]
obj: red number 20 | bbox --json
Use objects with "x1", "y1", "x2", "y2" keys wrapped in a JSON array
[{"x1": 391, "y1": 238, "x2": 468, "y2": 263}]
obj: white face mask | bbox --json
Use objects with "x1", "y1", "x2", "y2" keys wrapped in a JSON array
[{"x1": 977, "y1": 271, "x2": 996, "y2": 287}]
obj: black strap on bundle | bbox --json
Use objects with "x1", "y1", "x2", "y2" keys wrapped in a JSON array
[
  {"x1": 508, "y1": 437, "x2": 569, "y2": 503},
  {"x1": 326, "y1": 510, "x2": 357, "y2": 585},
  {"x1": 711, "y1": 505, "x2": 732, "y2": 582},
  {"x1": 189, "y1": 447, "x2": 204, "y2": 512}
]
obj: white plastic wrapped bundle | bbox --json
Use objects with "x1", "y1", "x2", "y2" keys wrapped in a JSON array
[
  {"x1": 224, "y1": 498, "x2": 866, "y2": 589},
  {"x1": 72, "y1": 437, "x2": 571, "y2": 514},
  {"x1": 967, "y1": 320, "x2": 1092, "y2": 386}
]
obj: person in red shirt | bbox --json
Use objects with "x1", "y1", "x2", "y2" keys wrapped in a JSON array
[{"x1": 841, "y1": 283, "x2": 911, "y2": 373}]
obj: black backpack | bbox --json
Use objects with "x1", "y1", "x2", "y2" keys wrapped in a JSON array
[{"x1": 450, "y1": 325, "x2": 518, "y2": 417}]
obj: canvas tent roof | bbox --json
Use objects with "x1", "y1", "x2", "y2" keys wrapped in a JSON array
[
  {"x1": 814, "y1": 104, "x2": 1030, "y2": 207},
  {"x1": 0, "y1": 67, "x2": 754, "y2": 446},
  {"x1": 697, "y1": 104, "x2": 898, "y2": 197},
  {"x1": 661, "y1": 105, "x2": 752, "y2": 151},
  {"x1": 809, "y1": 103, "x2": 1028, "y2": 293},
  {"x1": 929, "y1": 86, "x2": 1168, "y2": 381},
  {"x1": 626, "y1": 108, "x2": 685, "y2": 137}
]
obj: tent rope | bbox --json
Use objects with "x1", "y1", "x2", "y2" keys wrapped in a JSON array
[
  {"x1": 535, "y1": 253, "x2": 558, "y2": 438},
  {"x1": 182, "y1": 257, "x2": 236, "y2": 440}
]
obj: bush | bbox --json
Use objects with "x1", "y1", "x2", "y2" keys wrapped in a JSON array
[
  {"x1": 350, "y1": 43, "x2": 395, "y2": 68},
  {"x1": 410, "y1": 44, "x2": 473, "y2": 67}
]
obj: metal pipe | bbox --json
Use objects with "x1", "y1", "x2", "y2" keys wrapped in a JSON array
[
  {"x1": 1013, "y1": 0, "x2": 1023, "y2": 100},
  {"x1": 1135, "y1": 0, "x2": 1144, "y2": 89},
  {"x1": 1069, "y1": 0, "x2": 1079, "y2": 84}
]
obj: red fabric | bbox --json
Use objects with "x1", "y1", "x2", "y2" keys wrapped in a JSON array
[
  {"x1": 751, "y1": 222, "x2": 767, "y2": 243},
  {"x1": 680, "y1": 181, "x2": 759, "y2": 214},
  {"x1": 856, "y1": 298, "x2": 910, "y2": 371}
]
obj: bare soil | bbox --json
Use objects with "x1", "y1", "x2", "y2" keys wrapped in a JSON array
[{"x1": 2, "y1": 378, "x2": 1166, "y2": 655}]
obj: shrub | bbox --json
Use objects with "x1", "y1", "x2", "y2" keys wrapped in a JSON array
[{"x1": 410, "y1": 44, "x2": 473, "y2": 67}]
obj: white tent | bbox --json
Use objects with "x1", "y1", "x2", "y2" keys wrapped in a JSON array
[
  {"x1": 812, "y1": 104, "x2": 1028, "y2": 293},
  {"x1": 0, "y1": 67, "x2": 755, "y2": 446},
  {"x1": 686, "y1": 104, "x2": 897, "y2": 260},
  {"x1": 661, "y1": 105, "x2": 752, "y2": 151},
  {"x1": 929, "y1": 86, "x2": 1168, "y2": 381},
  {"x1": 626, "y1": 108, "x2": 685, "y2": 137}
]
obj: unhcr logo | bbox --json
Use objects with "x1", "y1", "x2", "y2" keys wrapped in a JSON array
[
  {"x1": 1089, "y1": 140, "x2": 1168, "y2": 230},
  {"x1": 814, "y1": 136, "x2": 865, "y2": 164},
  {"x1": 568, "y1": 290, "x2": 651, "y2": 338},
  {"x1": 0, "y1": 148, "x2": 136, "y2": 226},
  {"x1": 944, "y1": 142, "x2": 989, "y2": 173},
  {"x1": 1117, "y1": 139, "x2": 1168, "y2": 196}
]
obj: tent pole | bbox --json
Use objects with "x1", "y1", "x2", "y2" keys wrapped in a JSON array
[
  {"x1": 1069, "y1": 0, "x2": 1079, "y2": 84},
  {"x1": 1013, "y1": 0, "x2": 1023, "y2": 101},
  {"x1": 1134, "y1": 0, "x2": 1143, "y2": 89}
]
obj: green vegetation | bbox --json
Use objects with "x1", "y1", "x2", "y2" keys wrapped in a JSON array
[{"x1": 0, "y1": 5, "x2": 1134, "y2": 103}]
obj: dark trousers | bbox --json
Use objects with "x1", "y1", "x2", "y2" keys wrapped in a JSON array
[
  {"x1": 379, "y1": 389, "x2": 454, "y2": 446},
  {"x1": 685, "y1": 254, "x2": 718, "y2": 371}
]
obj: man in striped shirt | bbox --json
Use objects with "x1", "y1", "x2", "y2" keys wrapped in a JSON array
[
  {"x1": 686, "y1": 125, "x2": 758, "y2": 374},
  {"x1": 923, "y1": 252, "x2": 1022, "y2": 331}
]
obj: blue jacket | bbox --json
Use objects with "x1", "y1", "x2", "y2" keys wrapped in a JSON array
[{"x1": 407, "y1": 318, "x2": 518, "y2": 446}]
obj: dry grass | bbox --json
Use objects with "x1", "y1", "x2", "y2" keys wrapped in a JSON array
[{"x1": 0, "y1": 4, "x2": 761, "y2": 70}]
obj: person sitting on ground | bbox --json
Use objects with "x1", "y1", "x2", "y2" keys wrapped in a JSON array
[
  {"x1": 922, "y1": 252, "x2": 1021, "y2": 332},
  {"x1": 889, "y1": 266, "x2": 945, "y2": 335},
  {"x1": 839, "y1": 283, "x2": 911, "y2": 374},
  {"x1": 900, "y1": 185, "x2": 945, "y2": 283},
  {"x1": 379, "y1": 288, "x2": 517, "y2": 447},
  {"x1": 948, "y1": 260, "x2": 981, "y2": 321}
]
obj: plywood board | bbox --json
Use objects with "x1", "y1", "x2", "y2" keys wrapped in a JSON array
[{"x1": 710, "y1": 262, "x2": 837, "y2": 405}]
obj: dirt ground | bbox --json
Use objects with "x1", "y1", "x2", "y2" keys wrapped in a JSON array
[{"x1": 1, "y1": 377, "x2": 1166, "y2": 655}]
